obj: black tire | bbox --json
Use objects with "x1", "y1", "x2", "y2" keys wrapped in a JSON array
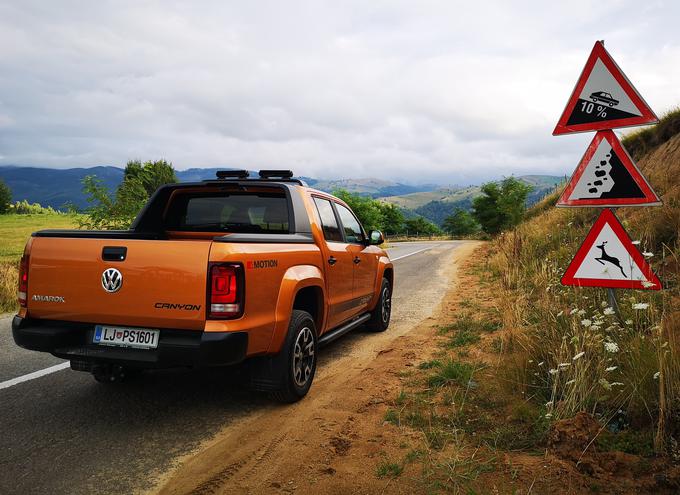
[
  {"x1": 271, "y1": 310, "x2": 317, "y2": 403},
  {"x1": 366, "y1": 278, "x2": 391, "y2": 332}
]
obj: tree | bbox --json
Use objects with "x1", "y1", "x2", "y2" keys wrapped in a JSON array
[
  {"x1": 378, "y1": 202, "x2": 405, "y2": 234},
  {"x1": 0, "y1": 178, "x2": 11, "y2": 214},
  {"x1": 81, "y1": 159, "x2": 178, "y2": 229},
  {"x1": 443, "y1": 208, "x2": 479, "y2": 236},
  {"x1": 404, "y1": 216, "x2": 441, "y2": 236},
  {"x1": 333, "y1": 189, "x2": 384, "y2": 231},
  {"x1": 472, "y1": 177, "x2": 533, "y2": 235}
]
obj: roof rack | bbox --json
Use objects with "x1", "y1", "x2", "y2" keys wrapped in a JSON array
[
  {"x1": 216, "y1": 170, "x2": 249, "y2": 179},
  {"x1": 206, "y1": 169, "x2": 306, "y2": 186},
  {"x1": 259, "y1": 169, "x2": 294, "y2": 179}
]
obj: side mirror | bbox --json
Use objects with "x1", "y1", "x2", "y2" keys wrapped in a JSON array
[{"x1": 368, "y1": 230, "x2": 385, "y2": 245}]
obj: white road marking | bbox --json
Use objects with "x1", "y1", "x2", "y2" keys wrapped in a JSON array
[
  {"x1": 390, "y1": 246, "x2": 437, "y2": 261},
  {"x1": 0, "y1": 361, "x2": 70, "y2": 391}
]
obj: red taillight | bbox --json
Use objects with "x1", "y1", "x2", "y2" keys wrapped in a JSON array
[
  {"x1": 18, "y1": 254, "x2": 29, "y2": 307},
  {"x1": 208, "y1": 264, "x2": 243, "y2": 319}
]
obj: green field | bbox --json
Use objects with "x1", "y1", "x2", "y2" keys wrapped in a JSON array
[
  {"x1": 0, "y1": 213, "x2": 80, "y2": 262},
  {"x1": 0, "y1": 214, "x2": 81, "y2": 312}
]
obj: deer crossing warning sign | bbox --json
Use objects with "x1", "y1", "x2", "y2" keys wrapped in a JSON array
[{"x1": 561, "y1": 209, "x2": 661, "y2": 290}]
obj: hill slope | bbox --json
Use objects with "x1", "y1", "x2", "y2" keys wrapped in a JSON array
[
  {"x1": 485, "y1": 109, "x2": 680, "y2": 471},
  {"x1": 383, "y1": 175, "x2": 564, "y2": 225}
]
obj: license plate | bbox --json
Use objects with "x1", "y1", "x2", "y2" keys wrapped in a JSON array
[{"x1": 93, "y1": 325, "x2": 160, "y2": 349}]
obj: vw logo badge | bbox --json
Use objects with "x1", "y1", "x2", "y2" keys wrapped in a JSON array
[{"x1": 102, "y1": 268, "x2": 123, "y2": 293}]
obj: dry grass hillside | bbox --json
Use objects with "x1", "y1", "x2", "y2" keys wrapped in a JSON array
[{"x1": 490, "y1": 109, "x2": 680, "y2": 459}]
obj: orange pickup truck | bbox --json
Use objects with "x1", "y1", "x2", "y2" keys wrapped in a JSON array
[{"x1": 12, "y1": 170, "x2": 393, "y2": 402}]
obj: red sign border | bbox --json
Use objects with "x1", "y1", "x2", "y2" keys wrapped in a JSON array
[
  {"x1": 557, "y1": 130, "x2": 662, "y2": 207},
  {"x1": 553, "y1": 41, "x2": 659, "y2": 135},
  {"x1": 561, "y1": 208, "x2": 661, "y2": 290}
]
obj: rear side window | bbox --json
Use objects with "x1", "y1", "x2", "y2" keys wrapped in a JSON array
[
  {"x1": 164, "y1": 192, "x2": 289, "y2": 233},
  {"x1": 335, "y1": 203, "x2": 365, "y2": 244},
  {"x1": 313, "y1": 197, "x2": 343, "y2": 242}
]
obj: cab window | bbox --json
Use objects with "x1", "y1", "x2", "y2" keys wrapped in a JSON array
[
  {"x1": 313, "y1": 197, "x2": 343, "y2": 242},
  {"x1": 335, "y1": 203, "x2": 365, "y2": 244}
]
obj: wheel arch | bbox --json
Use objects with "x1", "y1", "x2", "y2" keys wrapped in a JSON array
[{"x1": 267, "y1": 265, "x2": 325, "y2": 354}]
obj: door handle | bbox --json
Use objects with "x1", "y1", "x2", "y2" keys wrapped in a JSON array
[
  {"x1": 328, "y1": 256, "x2": 337, "y2": 266},
  {"x1": 353, "y1": 257, "x2": 361, "y2": 264}
]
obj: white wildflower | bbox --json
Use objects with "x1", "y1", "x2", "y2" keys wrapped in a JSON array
[
  {"x1": 653, "y1": 372, "x2": 660, "y2": 380},
  {"x1": 549, "y1": 368, "x2": 559, "y2": 375},
  {"x1": 632, "y1": 240, "x2": 641, "y2": 245},
  {"x1": 573, "y1": 352, "x2": 585, "y2": 361},
  {"x1": 570, "y1": 308, "x2": 579, "y2": 315},
  {"x1": 625, "y1": 319, "x2": 633, "y2": 325},
  {"x1": 643, "y1": 252, "x2": 654, "y2": 258},
  {"x1": 545, "y1": 413, "x2": 553, "y2": 418},
  {"x1": 581, "y1": 319, "x2": 592, "y2": 327},
  {"x1": 632, "y1": 303, "x2": 649, "y2": 310},
  {"x1": 556, "y1": 311, "x2": 564, "y2": 317},
  {"x1": 611, "y1": 382, "x2": 624, "y2": 387},
  {"x1": 605, "y1": 366, "x2": 618, "y2": 372},
  {"x1": 604, "y1": 342, "x2": 619, "y2": 353},
  {"x1": 578, "y1": 309, "x2": 586, "y2": 316},
  {"x1": 558, "y1": 362, "x2": 571, "y2": 369},
  {"x1": 538, "y1": 361, "x2": 545, "y2": 366},
  {"x1": 603, "y1": 307, "x2": 616, "y2": 316}
]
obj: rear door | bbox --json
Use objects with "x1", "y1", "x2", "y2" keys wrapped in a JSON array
[
  {"x1": 312, "y1": 197, "x2": 356, "y2": 330},
  {"x1": 333, "y1": 203, "x2": 378, "y2": 311},
  {"x1": 27, "y1": 237, "x2": 211, "y2": 330}
]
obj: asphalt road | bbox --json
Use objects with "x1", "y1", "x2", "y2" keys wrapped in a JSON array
[{"x1": 0, "y1": 240, "x2": 463, "y2": 495}]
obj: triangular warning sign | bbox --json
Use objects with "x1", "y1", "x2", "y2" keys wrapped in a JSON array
[
  {"x1": 557, "y1": 130, "x2": 661, "y2": 207},
  {"x1": 553, "y1": 41, "x2": 658, "y2": 135},
  {"x1": 562, "y1": 209, "x2": 661, "y2": 290}
]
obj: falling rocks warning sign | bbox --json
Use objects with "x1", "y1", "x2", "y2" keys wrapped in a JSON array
[
  {"x1": 553, "y1": 41, "x2": 658, "y2": 135},
  {"x1": 561, "y1": 209, "x2": 661, "y2": 290},
  {"x1": 557, "y1": 130, "x2": 661, "y2": 207}
]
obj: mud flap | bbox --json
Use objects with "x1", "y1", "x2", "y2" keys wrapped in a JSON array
[{"x1": 247, "y1": 355, "x2": 285, "y2": 392}]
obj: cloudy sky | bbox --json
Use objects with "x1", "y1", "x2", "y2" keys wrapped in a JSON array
[{"x1": 1, "y1": 1, "x2": 679, "y2": 184}]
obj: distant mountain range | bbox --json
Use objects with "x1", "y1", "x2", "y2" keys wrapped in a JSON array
[{"x1": 0, "y1": 165, "x2": 563, "y2": 226}]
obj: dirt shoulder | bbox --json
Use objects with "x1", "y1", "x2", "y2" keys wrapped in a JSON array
[{"x1": 150, "y1": 242, "x2": 482, "y2": 495}]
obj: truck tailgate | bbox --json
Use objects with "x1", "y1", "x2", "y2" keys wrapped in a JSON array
[{"x1": 27, "y1": 237, "x2": 210, "y2": 330}]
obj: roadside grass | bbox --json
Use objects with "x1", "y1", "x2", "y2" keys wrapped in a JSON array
[
  {"x1": 379, "y1": 302, "x2": 510, "y2": 491},
  {"x1": 375, "y1": 459, "x2": 403, "y2": 478},
  {"x1": 426, "y1": 359, "x2": 478, "y2": 388},
  {"x1": 0, "y1": 213, "x2": 80, "y2": 313}
]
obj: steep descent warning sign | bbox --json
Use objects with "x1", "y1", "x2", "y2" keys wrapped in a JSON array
[
  {"x1": 561, "y1": 209, "x2": 661, "y2": 290},
  {"x1": 557, "y1": 130, "x2": 661, "y2": 207},
  {"x1": 553, "y1": 41, "x2": 658, "y2": 135}
]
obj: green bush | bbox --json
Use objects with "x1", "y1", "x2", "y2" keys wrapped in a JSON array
[
  {"x1": 8, "y1": 200, "x2": 59, "y2": 215},
  {"x1": 472, "y1": 177, "x2": 533, "y2": 235}
]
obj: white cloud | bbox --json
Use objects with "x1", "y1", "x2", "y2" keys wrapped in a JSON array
[{"x1": 0, "y1": 0, "x2": 678, "y2": 183}]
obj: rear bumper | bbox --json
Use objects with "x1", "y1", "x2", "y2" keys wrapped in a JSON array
[{"x1": 11, "y1": 316, "x2": 248, "y2": 369}]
